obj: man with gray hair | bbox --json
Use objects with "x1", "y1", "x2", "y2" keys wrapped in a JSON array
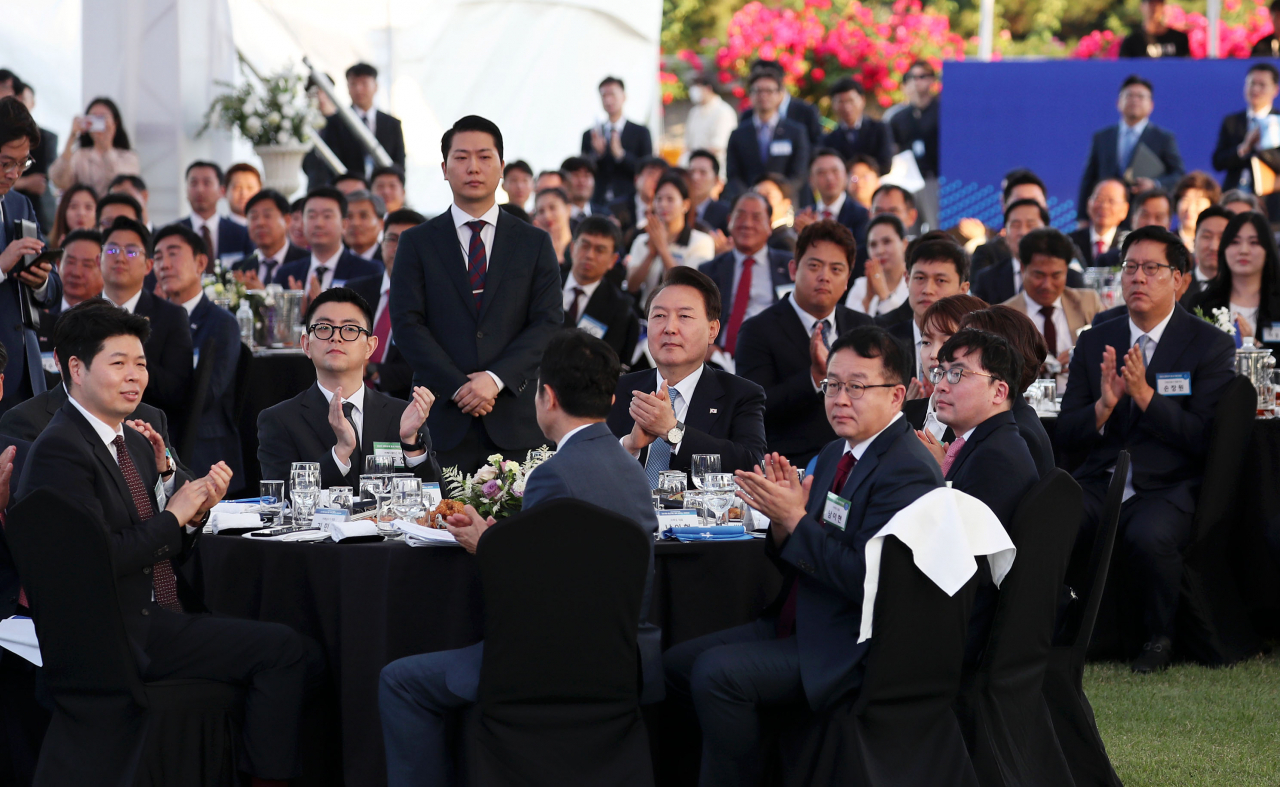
[{"x1": 343, "y1": 189, "x2": 387, "y2": 262}]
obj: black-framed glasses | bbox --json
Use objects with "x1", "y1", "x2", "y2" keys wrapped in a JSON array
[
  {"x1": 928, "y1": 365, "x2": 997, "y2": 385},
  {"x1": 0, "y1": 156, "x2": 34, "y2": 176},
  {"x1": 308, "y1": 323, "x2": 370, "y2": 341},
  {"x1": 1120, "y1": 261, "x2": 1176, "y2": 277},
  {"x1": 819, "y1": 379, "x2": 897, "y2": 399}
]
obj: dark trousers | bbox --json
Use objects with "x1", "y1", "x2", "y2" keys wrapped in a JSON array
[
  {"x1": 1076, "y1": 481, "x2": 1194, "y2": 642},
  {"x1": 142, "y1": 610, "x2": 325, "y2": 780},
  {"x1": 0, "y1": 649, "x2": 49, "y2": 787},
  {"x1": 664, "y1": 619, "x2": 805, "y2": 787},
  {"x1": 436, "y1": 418, "x2": 538, "y2": 478}
]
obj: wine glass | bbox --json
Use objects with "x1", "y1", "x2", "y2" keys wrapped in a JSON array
[
  {"x1": 691, "y1": 454, "x2": 720, "y2": 490},
  {"x1": 702, "y1": 473, "x2": 737, "y2": 526}
]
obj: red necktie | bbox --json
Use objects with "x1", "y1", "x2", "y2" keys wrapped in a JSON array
[
  {"x1": 566, "y1": 286, "x2": 585, "y2": 325},
  {"x1": 1040, "y1": 305, "x2": 1058, "y2": 356},
  {"x1": 822, "y1": 209, "x2": 834, "y2": 221},
  {"x1": 778, "y1": 451, "x2": 857, "y2": 638},
  {"x1": 466, "y1": 220, "x2": 488, "y2": 309},
  {"x1": 113, "y1": 435, "x2": 182, "y2": 612},
  {"x1": 371, "y1": 288, "x2": 392, "y2": 363},
  {"x1": 941, "y1": 436, "x2": 967, "y2": 477},
  {"x1": 723, "y1": 256, "x2": 755, "y2": 355},
  {"x1": 1094, "y1": 239, "x2": 1104, "y2": 260}
]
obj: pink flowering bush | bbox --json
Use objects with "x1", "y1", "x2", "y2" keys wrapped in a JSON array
[{"x1": 1072, "y1": 0, "x2": 1274, "y2": 58}]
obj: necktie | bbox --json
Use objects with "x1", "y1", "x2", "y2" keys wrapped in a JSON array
[
  {"x1": 1120, "y1": 126, "x2": 1137, "y2": 169},
  {"x1": 566, "y1": 286, "x2": 585, "y2": 325},
  {"x1": 200, "y1": 225, "x2": 215, "y2": 272},
  {"x1": 1138, "y1": 334, "x2": 1153, "y2": 365},
  {"x1": 821, "y1": 209, "x2": 834, "y2": 221},
  {"x1": 941, "y1": 435, "x2": 967, "y2": 477},
  {"x1": 1094, "y1": 240, "x2": 1105, "y2": 260},
  {"x1": 1040, "y1": 305, "x2": 1058, "y2": 355},
  {"x1": 342, "y1": 401, "x2": 363, "y2": 473},
  {"x1": 816, "y1": 320, "x2": 831, "y2": 350},
  {"x1": 262, "y1": 258, "x2": 279, "y2": 285},
  {"x1": 830, "y1": 451, "x2": 857, "y2": 495},
  {"x1": 778, "y1": 450, "x2": 857, "y2": 638},
  {"x1": 113, "y1": 435, "x2": 181, "y2": 612},
  {"x1": 465, "y1": 220, "x2": 488, "y2": 309},
  {"x1": 371, "y1": 288, "x2": 392, "y2": 363},
  {"x1": 314, "y1": 265, "x2": 330, "y2": 290},
  {"x1": 643, "y1": 388, "x2": 681, "y2": 490},
  {"x1": 723, "y1": 256, "x2": 755, "y2": 355},
  {"x1": 758, "y1": 123, "x2": 772, "y2": 164}
]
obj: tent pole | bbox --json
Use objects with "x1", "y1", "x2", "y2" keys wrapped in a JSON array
[
  {"x1": 978, "y1": 0, "x2": 994, "y2": 61},
  {"x1": 1208, "y1": 0, "x2": 1220, "y2": 58}
]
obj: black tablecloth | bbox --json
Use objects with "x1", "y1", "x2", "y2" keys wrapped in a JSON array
[
  {"x1": 195, "y1": 534, "x2": 781, "y2": 786},
  {"x1": 1238, "y1": 419, "x2": 1280, "y2": 635},
  {"x1": 237, "y1": 351, "x2": 316, "y2": 491}
]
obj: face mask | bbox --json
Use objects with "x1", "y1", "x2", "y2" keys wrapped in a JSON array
[{"x1": 689, "y1": 86, "x2": 705, "y2": 104}]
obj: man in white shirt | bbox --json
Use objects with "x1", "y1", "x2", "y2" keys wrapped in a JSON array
[
  {"x1": 682, "y1": 75, "x2": 738, "y2": 174},
  {"x1": 235, "y1": 189, "x2": 304, "y2": 288}
]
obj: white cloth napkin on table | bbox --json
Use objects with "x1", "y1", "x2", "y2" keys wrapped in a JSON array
[
  {"x1": 394, "y1": 519, "x2": 460, "y2": 547},
  {"x1": 858, "y1": 487, "x2": 1015, "y2": 643},
  {"x1": 0, "y1": 616, "x2": 41, "y2": 666}
]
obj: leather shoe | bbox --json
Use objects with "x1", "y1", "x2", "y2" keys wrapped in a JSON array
[{"x1": 1131, "y1": 636, "x2": 1173, "y2": 674}]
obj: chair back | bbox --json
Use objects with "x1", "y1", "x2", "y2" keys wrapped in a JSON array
[
  {"x1": 178, "y1": 337, "x2": 217, "y2": 462},
  {"x1": 1189, "y1": 375, "x2": 1255, "y2": 544},
  {"x1": 1063, "y1": 450, "x2": 1129, "y2": 659},
  {"x1": 230, "y1": 341, "x2": 253, "y2": 425}
]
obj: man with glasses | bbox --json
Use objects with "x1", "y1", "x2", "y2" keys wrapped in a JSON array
[
  {"x1": 1058, "y1": 225, "x2": 1236, "y2": 674},
  {"x1": 665, "y1": 325, "x2": 942, "y2": 786},
  {"x1": 725, "y1": 70, "x2": 810, "y2": 201},
  {"x1": 258, "y1": 287, "x2": 440, "y2": 489},
  {"x1": 0, "y1": 96, "x2": 61, "y2": 412}
]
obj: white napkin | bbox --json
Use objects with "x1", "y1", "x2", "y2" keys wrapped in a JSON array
[
  {"x1": 329, "y1": 519, "x2": 381, "y2": 542},
  {"x1": 211, "y1": 502, "x2": 255, "y2": 514},
  {"x1": 0, "y1": 616, "x2": 41, "y2": 666},
  {"x1": 394, "y1": 519, "x2": 460, "y2": 547},
  {"x1": 858, "y1": 487, "x2": 1015, "y2": 643},
  {"x1": 210, "y1": 512, "x2": 263, "y2": 533},
  {"x1": 240, "y1": 528, "x2": 330, "y2": 542}
]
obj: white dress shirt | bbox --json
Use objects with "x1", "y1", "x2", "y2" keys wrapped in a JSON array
[
  {"x1": 1116, "y1": 117, "x2": 1149, "y2": 165},
  {"x1": 189, "y1": 213, "x2": 219, "y2": 261},
  {"x1": 1115, "y1": 307, "x2": 1176, "y2": 500},
  {"x1": 180, "y1": 292, "x2": 203, "y2": 317},
  {"x1": 556, "y1": 422, "x2": 594, "y2": 449},
  {"x1": 788, "y1": 294, "x2": 835, "y2": 392},
  {"x1": 448, "y1": 202, "x2": 505, "y2": 394},
  {"x1": 67, "y1": 394, "x2": 176, "y2": 503},
  {"x1": 1089, "y1": 227, "x2": 1118, "y2": 257},
  {"x1": 1229, "y1": 302, "x2": 1259, "y2": 335},
  {"x1": 846, "y1": 274, "x2": 908, "y2": 315},
  {"x1": 227, "y1": 213, "x2": 248, "y2": 227},
  {"x1": 1024, "y1": 291, "x2": 1072, "y2": 355},
  {"x1": 562, "y1": 272, "x2": 602, "y2": 319},
  {"x1": 626, "y1": 229, "x2": 717, "y2": 298},
  {"x1": 353, "y1": 243, "x2": 379, "y2": 261},
  {"x1": 305, "y1": 247, "x2": 345, "y2": 291},
  {"x1": 317, "y1": 381, "x2": 429, "y2": 477},
  {"x1": 815, "y1": 192, "x2": 846, "y2": 220},
  {"x1": 108, "y1": 288, "x2": 145, "y2": 314},
  {"x1": 1011, "y1": 258, "x2": 1023, "y2": 295},
  {"x1": 842, "y1": 411, "x2": 905, "y2": 462},
  {"x1": 729, "y1": 247, "x2": 776, "y2": 323}
]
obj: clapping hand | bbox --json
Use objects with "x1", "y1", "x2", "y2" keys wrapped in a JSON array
[
  {"x1": 165, "y1": 477, "x2": 212, "y2": 527},
  {"x1": 398, "y1": 386, "x2": 436, "y2": 452},
  {"x1": 455, "y1": 372, "x2": 498, "y2": 416},
  {"x1": 609, "y1": 128, "x2": 625, "y2": 159},
  {"x1": 327, "y1": 386, "x2": 359, "y2": 464},
  {"x1": 235, "y1": 269, "x2": 265, "y2": 290},
  {"x1": 126, "y1": 419, "x2": 169, "y2": 473},
  {"x1": 1095, "y1": 345, "x2": 1128, "y2": 428},
  {"x1": 915, "y1": 429, "x2": 946, "y2": 468},
  {"x1": 445, "y1": 504, "x2": 496, "y2": 554},
  {"x1": 1120, "y1": 342, "x2": 1154, "y2": 411},
  {"x1": 197, "y1": 462, "x2": 234, "y2": 515},
  {"x1": 809, "y1": 325, "x2": 829, "y2": 387},
  {"x1": 734, "y1": 453, "x2": 812, "y2": 537},
  {"x1": 0, "y1": 445, "x2": 17, "y2": 512},
  {"x1": 792, "y1": 207, "x2": 818, "y2": 232},
  {"x1": 630, "y1": 381, "x2": 677, "y2": 438}
]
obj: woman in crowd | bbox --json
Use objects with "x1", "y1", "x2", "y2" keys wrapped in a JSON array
[
  {"x1": 1189, "y1": 210, "x2": 1280, "y2": 350},
  {"x1": 532, "y1": 187, "x2": 574, "y2": 265},
  {"x1": 846, "y1": 214, "x2": 909, "y2": 316},
  {"x1": 1172, "y1": 171, "x2": 1221, "y2": 250},
  {"x1": 49, "y1": 183, "x2": 97, "y2": 248},
  {"x1": 626, "y1": 171, "x2": 715, "y2": 301},
  {"x1": 903, "y1": 294, "x2": 989, "y2": 437},
  {"x1": 49, "y1": 97, "x2": 140, "y2": 195}
]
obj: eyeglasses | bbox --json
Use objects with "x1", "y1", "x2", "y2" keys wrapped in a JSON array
[
  {"x1": 0, "y1": 156, "x2": 34, "y2": 176},
  {"x1": 928, "y1": 365, "x2": 997, "y2": 385},
  {"x1": 308, "y1": 323, "x2": 371, "y2": 341},
  {"x1": 1120, "y1": 261, "x2": 1176, "y2": 277},
  {"x1": 819, "y1": 379, "x2": 897, "y2": 399},
  {"x1": 102, "y1": 245, "x2": 144, "y2": 259}
]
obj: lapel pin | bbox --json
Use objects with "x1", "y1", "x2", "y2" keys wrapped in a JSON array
[{"x1": 710, "y1": 408, "x2": 718, "y2": 414}]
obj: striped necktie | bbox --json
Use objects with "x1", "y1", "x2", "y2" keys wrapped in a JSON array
[
  {"x1": 465, "y1": 220, "x2": 488, "y2": 309},
  {"x1": 643, "y1": 389, "x2": 681, "y2": 490}
]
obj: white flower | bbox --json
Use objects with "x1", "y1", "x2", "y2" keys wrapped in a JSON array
[
  {"x1": 474, "y1": 465, "x2": 498, "y2": 483},
  {"x1": 244, "y1": 116, "x2": 262, "y2": 136},
  {"x1": 512, "y1": 478, "x2": 526, "y2": 495},
  {"x1": 204, "y1": 284, "x2": 218, "y2": 300},
  {"x1": 487, "y1": 453, "x2": 505, "y2": 467},
  {"x1": 281, "y1": 103, "x2": 295, "y2": 118},
  {"x1": 1211, "y1": 307, "x2": 1235, "y2": 334},
  {"x1": 244, "y1": 96, "x2": 260, "y2": 115},
  {"x1": 266, "y1": 111, "x2": 281, "y2": 126},
  {"x1": 276, "y1": 129, "x2": 290, "y2": 144},
  {"x1": 503, "y1": 460, "x2": 520, "y2": 474}
]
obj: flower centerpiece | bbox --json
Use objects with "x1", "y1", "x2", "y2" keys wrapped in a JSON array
[
  {"x1": 1195, "y1": 305, "x2": 1238, "y2": 337},
  {"x1": 441, "y1": 449, "x2": 554, "y2": 520}
]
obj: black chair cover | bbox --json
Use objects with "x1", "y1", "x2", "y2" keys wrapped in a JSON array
[
  {"x1": 1043, "y1": 452, "x2": 1128, "y2": 787},
  {"x1": 1178, "y1": 376, "x2": 1262, "y2": 665},
  {"x1": 956, "y1": 469, "x2": 1081, "y2": 787},
  {"x1": 467, "y1": 498, "x2": 654, "y2": 787},
  {"x1": 6, "y1": 488, "x2": 243, "y2": 787},
  {"x1": 778, "y1": 536, "x2": 980, "y2": 787}
]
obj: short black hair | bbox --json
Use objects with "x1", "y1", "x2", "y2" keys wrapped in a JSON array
[
  {"x1": 1248, "y1": 62, "x2": 1280, "y2": 85},
  {"x1": 303, "y1": 186, "x2": 348, "y2": 218},
  {"x1": 1120, "y1": 74, "x2": 1154, "y2": 95},
  {"x1": 809, "y1": 147, "x2": 847, "y2": 170},
  {"x1": 795, "y1": 220, "x2": 857, "y2": 268},
  {"x1": 538, "y1": 329, "x2": 620, "y2": 419},
  {"x1": 1018, "y1": 227, "x2": 1075, "y2": 268},
  {"x1": 905, "y1": 60, "x2": 936, "y2": 79},
  {"x1": 332, "y1": 172, "x2": 369, "y2": 189},
  {"x1": 828, "y1": 325, "x2": 911, "y2": 387},
  {"x1": 559, "y1": 156, "x2": 595, "y2": 176},
  {"x1": 289, "y1": 198, "x2": 306, "y2": 214},
  {"x1": 637, "y1": 156, "x2": 670, "y2": 176},
  {"x1": 747, "y1": 69, "x2": 782, "y2": 89},
  {"x1": 536, "y1": 170, "x2": 564, "y2": 185},
  {"x1": 103, "y1": 217, "x2": 152, "y2": 257},
  {"x1": 867, "y1": 213, "x2": 906, "y2": 240},
  {"x1": 503, "y1": 160, "x2": 533, "y2": 178},
  {"x1": 1195, "y1": 204, "x2": 1233, "y2": 232},
  {"x1": 1000, "y1": 168, "x2": 1046, "y2": 205},
  {"x1": 849, "y1": 153, "x2": 882, "y2": 176},
  {"x1": 828, "y1": 76, "x2": 864, "y2": 97},
  {"x1": 304, "y1": 287, "x2": 374, "y2": 332},
  {"x1": 245, "y1": 188, "x2": 290, "y2": 217},
  {"x1": 687, "y1": 148, "x2": 720, "y2": 177},
  {"x1": 937, "y1": 328, "x2": 1023, "y2": 395},
  {"x1": 0, "y1": 96, "x2": 41, "y2": 150},
  {"x1": 1003, "y1": 197, "x2": 1050, "y2": 226},
  {"x1": 573, "y1": 216, "x2": 621, "y2": 252},
  {"x1": 108, "y1": 173, "x2": 147, "y2": 193},
  {"x1": 346, "y1": 62, "x2": 378, "y2": 80},
  {"x1": 62, "y1": 228, "x2": 104, "y2": 248},
  {"x1": 753, "y1": 172, "x2": 792, "y2": 202},
  {"x1": 54, "y1": 299, "x2": 151, "y2": 381},
  {"x1": 1119, "y1": 224, "x2": 1192, "y2": 274},
  {"x1": 185, "y1": 160, "x2": 224, "y2": 183},
  {"x1": 383, "y1": 208, "x2": 426, "y2": 228},
  {"x1": 599, "y1": 76, "x2": 625, "y2": 91},
  {"x1": 95, "y1": 192, "x2": 142, "y2": 223},
  {"x1": 442, "y1": 115, "x2": 504, "y2": 161},
  {"x1": 646, "y1": 266, "x2": 722, "y2": 323},
  {"x1": 152, "y1": 223, "x2": 208, "y2": 260},
  {"x1": 908, "y1": 237, "x2": 970, "y2": 281},
  {"x1": 499, "y1": 203, "x2": 532, "y2": 223},
  {"x1": 370, "y1": 164, "x2": 406, "y2": 186},
  {"x1": 872, "y1": 183, "x2": 916, "y2": 210},
  {"x1": 535, "y1": 186, "x2": 570, "y2": 207}
]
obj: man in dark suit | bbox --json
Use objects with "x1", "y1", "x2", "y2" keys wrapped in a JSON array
[
  {"x1": 875, "y1": 237, "x2": 973, "y2": 383},
  {"x1": 259, "y1": 288, "x2": 440, "y2": 489},
  {"x1": 794, "y1": 148, "x2": 870, "y2": 261},
  {"x1": 347, "y1": 209, "x2": 425, "y2": 402},
  {"x1": 314, "y1": 63, "x2": 406, "y2": 183},
  {"x1": 666, "y1": 326, "x2": 942, "y2": 785},
  {"x1": 1251, "y1": 1, "x2": 1280, "y2": 56},
  {"x1": 725, "y1": 70, "x2": 811, "y2": 201},
  {"x1": 1077, "y1": 76, "x2": 1184, "y2": 222},
  {"x1": 972, "y1": 200, "x2": 1085, "y2": 305},
  {"x1": 738, "y1": 60, "x2": 824, "y2": 147},
  {"x1": 175, "y1": 161, "x2": 255, "y2": 267},
  {"x1": 342, "y1": 190, "x2": 385, "y2": 261},
  {"x1": 559, "y1": 217, "x2": 639, "y2": 368},
  {"x1": 0, "y1": 97, "x2": 62, "y2": 413},
  {"x1": 1181, "y1": 205, "x2": 1231, "y2": 304},
  {"x1": 232, "y1": 189, "x2": 309, "y2": 288},
  {"x1": 1058, "y1": 226, "x2": 1236, "y2": 673},
  {"x1": 1118, "y1": 0, "x2": 1191, "y2": 57},
  {"x1": 560, "y1": 156, "x2": 612, "y2": 232},
  {"x1": 152, "y1": 224, "x2": 242, "y2": 481},
  {"x1": 582, "y1": 76, "x2": 653, "y2": 204},
  {"x1": 391, "y1": 116, "x2": 562, "y2": 475},
  {"x1": 1070, "y1": 179, "x2": 1130, "y2": 267},
  {"x1": 16, "y1": 301, "x2": 322, "y2": 786},
  {"x1": 380, "y1": 330, "x2": 663, "y2": 786},
  {"x1": 688, "y1": 149, "x2": 731, "y2": 234},
  {"x1": 821, "y1": 78, "x2": 895, "y2": 175},
  {"x1": 699, "y1": 192, "x2": 794, "y2": 359},
  {"x1": 607, "y1": 267, "x2": 766, "y2": 486},
  {"x1": 1212, "y1": 63, "x2": 1280, "y2": 219},
  {"x1": 274, "y1": 187, "x2": 384, "y2": 297},
  {"x1": 736, "y1": 220, "x2": 873, "y2": 468}
]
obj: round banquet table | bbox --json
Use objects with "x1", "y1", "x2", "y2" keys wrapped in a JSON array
[{"x1": 193, "y1": 533, "x2": 782, "y2": 786}]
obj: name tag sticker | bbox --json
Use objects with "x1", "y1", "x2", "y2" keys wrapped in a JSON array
[
  {"x1": 312, "y1": 508, "x2": 349, "y2": 531},
  {"x1": 1263, "y1": 323, "x2": 1280, "y2": 343},
  {"x1": 373, "y1": 441, "x2": 405, "y2": 467},
  {"x1": 577, "y1": 314, "x2": 607, "y2": 339},
  {"x1": 769, "y1": 139, "x2": 793, "y2": 157},
  {"x1": 657, "y1": 509, "x2": 700, "y2": 531},
  {"x1": 1156, "y1": 372, "x2": 1192, "y2": 397},
  {"x1": 823, "y1": 492, "x2": 852, "y2": 531}
]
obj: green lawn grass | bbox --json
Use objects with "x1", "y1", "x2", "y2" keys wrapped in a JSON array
[{"x1": 1085, "y1": 653, "x2": 1280, "y2": 786}]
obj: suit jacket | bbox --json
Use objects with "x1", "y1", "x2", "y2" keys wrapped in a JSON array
[
  {"x1": 581, "y1": 120, "x2": 653, "y2": 203},
  {"x1": 970, "y1": 237, "x2": 1010, "y2": 276},
  {"x1": 945, "y1": 410, "x2": 1038, "y2": 528},
  {"x1": 257, "y1": 382, "x2": 441, "y2": 489},
  {"x1": 390, "y1": 210, "x2": 562, "y2": 453},
  {"x1": 697, "y1": 248, "x2": 794, "y2": 321},
  {"x1": 1057, "y1": 305, "x2": 1236, "y2": 513},
  {"x1": 188, "y1": 295, "x2": 243, "y2": 478},
  {"x1": 794, "y1": 197, "x2": 871, "y2": 275},
  {"x1": 697, "y1": 199, "x2": 731, "y2": 234},
  {"x1": 0, "y1": 190, "x2": 62, "y2": 409},
  {"x1": 521, "y1": 421, "x2": 663, "y2": 703},
  {"x1": 971, "y1": 258, "x2": 1086, "y2": 306},
  {"x1": 130, "y1": 288, "x2": 193, "y2": 418},
  {"x1": 174, "y1": 215, "x2": 255, "y2": 262},
  {"x1": 1000, "y1": 286, "x2": 1104, "y2": 346},
  {"x1": 559, "y1": 267, "x2": 640, "y2": 370},
  {"x1": 316, "y1": 109, "x2": 407, "y2": 181},
  {"x1": 820, "y1": 120, "x2": 895, "y2": 174},
  {"x1": 275, "y1": 248, "x2": 384, "y2": 291},
  {"x1": 1012, "y1": 394, "x2": 1056, "y2": 479},
  {"x1": 1068, "y1": 227, "x2": 1126, "y2": 268},
  {"x1": 735, "y1": 295, "x2": 872, "y2": 465},
  {"x1": 346, "y1": 273, "x2": 414, "y2": 401},
  {"x1": 16, "y1": 402, "x2": 196, "y2": 667},
  {"x1": 775, "y1": 416, "x2": 943, "y2": 709},
  {"x1": 1077, "y1": 122, "x2": 1185, "y2": 220},
  {"x1": 605, "y1": 365, "x2": 766, "y2": 478},
  {"x1": 0, "y1": 435, "x2": 32, "y2": 619},
  {"x1": 740, "y1": 96, "x2": 824, "y2": 147},
  {"x1": 1213, "y1": 108, "x2": 1280, "y2": 213},
  {"x1": 725, "y1": 117, "x2": 811, "y2": 200},
  {"x1": 1093, "y1": 303, "x2": 1128, "y2": 325},
  {"x1": 230, "y1": 242, "x2": 309, "y2": 284}
]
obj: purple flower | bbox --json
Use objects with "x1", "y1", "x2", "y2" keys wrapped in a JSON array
[{"x1": 481, "y1": 479, "x2": 502, "y2": 499}]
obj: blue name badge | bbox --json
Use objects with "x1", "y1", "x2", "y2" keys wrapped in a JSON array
[
  {"x1": 576, "y1": 314, "x2": 607, "y2": 340},
  {"x1": 1156, "y1": 372, "x2": 1191, "y2": 397}
]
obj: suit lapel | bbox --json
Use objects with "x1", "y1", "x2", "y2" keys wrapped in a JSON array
[
  {"x1": 478, "y1": 213, "x2": 515, "y2": 324},
  {"x1": 301, "y1": 383, "x2": 337, "y2": 447},
  {"x1": 65, "y1": 404, "x2": 138, "y2": 526},
  {"x1": 779, "y1": 298, "x2": 812, "y2": 356},
  {"x1": 683, "y1": 366, "x2": 724, "y2": 436},
  {"x1": 434, "y1": 216, "x2": 478, "y2": 317},
  {"x1": 946, "y1": 412, "x2": 1009, "y2": 479}
]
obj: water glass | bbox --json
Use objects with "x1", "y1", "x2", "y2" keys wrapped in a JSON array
[
  {"x1": 659, "y1": 470, "x2": 686, "y2": 507},
  {"x1": 290, "y1": 461, "x2": 320, "y2": 493},
  {"x1": 391, "y1": 476, "x2": 424, "y2": 523},
  {"x1": 291, "y1": 486, "x2": 320, "y2": 526},
  {"x1": 374, "y1": 474, "x2": 395, "y2": 523},
  {"x1": 703, "y1": 473, "x2": 737, "y2": 525},
  {"x1": 684, "y1": 490, "x2": 707, "y2": 524},
  {"x1": 365, "y1": 455, "x2": 396, "y2": 475},
  {"x1": 691, "y1": 454, "x2": 721, "y2": 489},
  {"x1": 260, "y1": 480, "x2": 284, "y2": 526},
  {"x1": 329, "y1": 486, "x2": 353, "y2": 513}
]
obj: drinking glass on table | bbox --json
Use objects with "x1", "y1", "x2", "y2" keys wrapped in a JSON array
[
  {"x1": 659, "y1": 470, "x2": 686, "y2": 507},
  {"x1": 290, "y1": 462, "x2": 320, "y2": 526},
  {"x1": 391, "y1": 477, "x2": 424, "y2": 523},
  {"x1": 691, "y1": 454, "x2": 720, "y2": 489},
  {"x1": 329, "y1": 486, "x2": 353, "y2": 514},
  {"x1": 702, "y1": 473, "x2": 737, "y2": 525},
  {"x1": 365, "y1": 454, "x2": 396, "y2": 475},
  {"x1": 684, "y1": 490, "x2": 706, "y2": 524},
  {"x1": 260, "y1": 480, "x2": 285, "y2": 526}
]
